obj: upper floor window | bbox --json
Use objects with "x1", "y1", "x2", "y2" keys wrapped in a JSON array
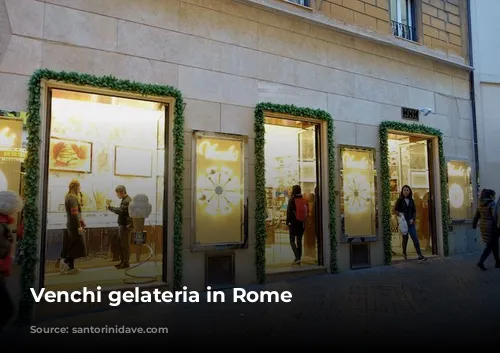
[
  {"x1": 390, "y1": 0, "x2": 417, "y2": 41},
  {"x1": 286, "y1": 0, "x2": 311, "y2": 7}
]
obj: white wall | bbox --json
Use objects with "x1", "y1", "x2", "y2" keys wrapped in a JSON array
[{"x1": 470, "y1": 0, "x2": 500, "y2": 190}]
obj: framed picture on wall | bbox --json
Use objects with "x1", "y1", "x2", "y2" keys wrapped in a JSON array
[
  {"x1": 114, "y1": 146, "x2": 153, "y2": 178},
  {"x1": 410, "y1": 170, "x2": 429, "y2": 189},
  {"x1": 49, "y1": 137, "x2": 93, "y2": 173}
]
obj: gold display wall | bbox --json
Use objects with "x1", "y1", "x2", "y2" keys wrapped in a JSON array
[
  {"x1": 194, "y1": 132, "x2": 244, "y2": 245},
  {"x1": 0, "y1": 117, "x2": 23, "y2": 193},
  {"x1": 447, "y1": 161, "x2": 472, "y2": 220},
  {"x1": 340, "y1": 147, "x2": 376, "y2": 238},
  {"x1": 46, "y1": 90, "x2": 165, "y2": 229}
]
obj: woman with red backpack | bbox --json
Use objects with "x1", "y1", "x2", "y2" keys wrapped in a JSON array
[
  {"x1": 0, "y1": 190, "x2": 23, "y2": 331},
  {"x1": 286, "y1": 185, "x2": 309, "y2": 265}
]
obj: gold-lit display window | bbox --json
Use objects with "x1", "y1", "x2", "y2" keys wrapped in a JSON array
[
  {"x1": 340, "y1": 146, "x2": 377, "y2": 240},
  {"x1": 447, "y1": 160, "x2": 473, "y2": 221},
  {"x1": 192, "y1": 131, "x2": 246, "y2": 247}
]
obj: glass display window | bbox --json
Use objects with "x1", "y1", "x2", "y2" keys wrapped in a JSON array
[
  {"x1": 447, "y1": 160, "x2": 473, "y2": 221},
  {"x1": 192, "y1": 131, "x2": 245, "y2": 246},
  {"x1": 42, "y1": 88, "x2": 168, "y2": 291},
  {"x1": 339, "y1": 146, "x2": 377, "y2": 239},
  {"x1": 263, "y1": 116, "x2": 322, "y2": 269}
]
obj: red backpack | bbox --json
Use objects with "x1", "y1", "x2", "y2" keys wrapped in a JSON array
[{"x1": 294, "y1": 198, "x2": 309, "y2": 222}]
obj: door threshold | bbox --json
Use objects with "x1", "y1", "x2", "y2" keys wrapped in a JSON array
[{"x1": 392, "y1": 254, "x2": 439, "y2": 264}]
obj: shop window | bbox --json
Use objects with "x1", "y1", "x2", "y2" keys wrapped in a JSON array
[
  {"x1": 193, "y1": 132, "x2": 245, "y2": 246},
  {"x1": 390, "y1": 0, "x2": 417, "y2": 42},
  {"x1": 340, "y1": 147, "x2": 377, "y2": 240},
  {"x1": 43, "y1": 89, "x2": 167, "y2": 291},
  {"x1": 264, "y1": 117, "x2": 322, "y2": 268},
  {"x1": 0, "y1": 112, "x2": 27, "y2": 238},
  {"x1": 447, "y1": 160, "x2": 473, "y2": 221}
]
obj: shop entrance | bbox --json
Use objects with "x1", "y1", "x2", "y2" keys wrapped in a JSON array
[
  {"x1": 264, "y1": 116, "x2": 322, "y2": 269},
  {"x1": 41, "y1": 88, "x2": 168, "y2": 291},
  {"x1": 387, "y1": 133, "x2": 437, "y2": 260}
]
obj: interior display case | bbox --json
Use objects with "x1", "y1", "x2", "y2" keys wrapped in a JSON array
[
  {"x1": 340, "y1": 146, "x2": 377, "y2": 238},
  {"x1": 193, "y1": 132, "x2": 245, "y2": 245},
  {"x1": 447, "y1": 160, "x2": 473, "y2": 220}
]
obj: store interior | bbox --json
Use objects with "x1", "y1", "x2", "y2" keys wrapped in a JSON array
[
  {"x1": 264, "y1": 117, "x2": 320, "y2": 269},
  {"x1": 388, "y1": 133, "x2": 434, "y2": 260},
  {"x1": 43, "y1": 89, "x2": 166, "y2": 291}
]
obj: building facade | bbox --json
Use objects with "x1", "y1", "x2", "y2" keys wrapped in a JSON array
[
  {"x1": 469, "y1": 0, "x2": 500, "y2": 191},
  {"x1": 0, "y1": 0, "x2": 479, "y2": 317}
]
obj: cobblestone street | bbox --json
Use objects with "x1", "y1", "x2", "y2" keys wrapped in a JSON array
[{"x1": 5, "y1": 253, "x2": 500, "y2": 345}]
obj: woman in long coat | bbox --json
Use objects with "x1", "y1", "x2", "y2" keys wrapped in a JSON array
[
  {"x1": 473, "y1": 188, "x2": 500, "y2": 270},
  {"x1": 61, "y1": 179, "x2": 87, "y2": 274}
]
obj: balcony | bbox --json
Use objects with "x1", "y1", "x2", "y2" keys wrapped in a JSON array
[{"x1": 391, "y1": 20, "x2": 417, "y2": 42}]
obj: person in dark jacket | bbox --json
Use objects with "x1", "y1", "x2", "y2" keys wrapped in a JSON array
[
  {"x1": 473, "y1": 188, "x2": 500, "y2": 270},
  {"x1": 0, "y1": 190, "x2": 22, "y2": 331},
  {"x1": 61, "y1": 180, "x2": 87, "y2": 274},
  {"x1": 286, "y1": 185, "x2": 308, "y2": 265},
  {"x1": 394, "y1": 185, "x2": 427, "y2": 261},
  {"x1": 106, "y1": 185, "x2": 132, "y2": 269}
]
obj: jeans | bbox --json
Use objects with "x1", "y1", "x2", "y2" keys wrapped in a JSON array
[
  {"x1": 479, "y1": 234, "x2": 500, "y2": 265},
  {"x1": 117, "y1": 226, "x2": 130, "y2": 265},
  {"x1": 0, "y1": 280, "x2": 13, "y2": 330},
  {"x1": 289, "y1": 224, "x2": 305, "y2": 261},
  {"x1": 402, "y1": 224, "x2": 422, "y2": 256}
]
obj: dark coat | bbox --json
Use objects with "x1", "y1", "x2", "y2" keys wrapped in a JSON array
[
  {"x1": 394, "y1": 197, "x2": 416, "y2": 223},
  {"x1": 61, "y1": 193, "x2": 87, "y2": 259},
  {"x1": 473, "y1": 197, "x2": 498, "y2": 243},
  {"x1": 108, "y1": 195, "x2": 132, "y2": 227}
]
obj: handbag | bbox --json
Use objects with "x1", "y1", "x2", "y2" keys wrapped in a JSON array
[{"x1": 398, "y1": 213, "x2": 408, "y2": 236}]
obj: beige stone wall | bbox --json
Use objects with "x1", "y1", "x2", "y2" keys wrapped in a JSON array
[
  {"x1": 421, "y1": 0, "x2": 467, "y2": 58},
  {"x1": 323, "y1": 0, "x2": 390, "y2": 33},
  {"x1": 0, "y1": 0, "x2": 474, "y2": 280}
]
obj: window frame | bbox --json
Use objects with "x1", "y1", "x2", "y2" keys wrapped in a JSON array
[{"x1": 390, "y1": 0, "x2": 419, "y2": 42}]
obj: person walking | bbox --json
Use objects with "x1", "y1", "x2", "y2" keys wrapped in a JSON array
[
  {"x1": 106, "y1": 185, "x2": 132, "y2": 269},
  {"x1": 394, "y1": 185, "x2": 427, "y2": 261},
  {"x1": 0, "y1": 191, "x2": 23, "y2": 331},
  {"x1": 473, "y1": 188, "x2": 500, "y2": 270},
  {"x1": 61, "y1": 180, "x2": 87, "y2": 274},
  {"x1": 286, "y1": 185, "x2": 309, "y2": 265}
]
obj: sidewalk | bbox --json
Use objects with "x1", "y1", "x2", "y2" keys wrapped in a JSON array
[{"x1": 4, "y1": 252, "x2": 500, "y2": 345}]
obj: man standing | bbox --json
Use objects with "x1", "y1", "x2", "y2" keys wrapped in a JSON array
[{"x1": 106, "y1": 185, "x2": 132, "y2": 269}]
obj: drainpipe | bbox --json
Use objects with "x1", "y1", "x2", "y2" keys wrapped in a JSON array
[{"x1": 466, "y1": 0, "x2": 480, "y2": 194}]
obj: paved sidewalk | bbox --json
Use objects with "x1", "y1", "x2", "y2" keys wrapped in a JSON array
[{"x1": 4, "y1": 252, "x2": 500, "y2": 345}]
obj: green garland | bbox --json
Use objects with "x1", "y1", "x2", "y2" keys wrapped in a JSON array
[
  {"x1": 21, "y1": 69, "x2": 185, "y2": 322},
  {"x1": 379, "y1": 121, "x2": 449, "y2": 265},
  {"x1": 254, "y1": 103, "x2": 336, "y2": 283}
]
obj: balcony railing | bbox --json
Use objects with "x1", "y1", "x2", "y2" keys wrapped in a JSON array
[
  {"x1": 286, "y1": 0, "x2": 311, "y2": 7},
  {"x1": 391, "y1": 20, "x2": 417, "y2": 42}
]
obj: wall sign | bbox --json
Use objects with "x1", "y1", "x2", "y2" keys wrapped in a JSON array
[{"x1": 402, "y1": 107, "x2": 419, "y2": 121}]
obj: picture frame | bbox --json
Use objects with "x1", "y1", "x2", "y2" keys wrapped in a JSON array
[
  {"x1": 114, "y1": 146, "x2": 153, "y2": 178},
  {"x1": 410, "y1": 170, "x2": 429, "y2": 189},
  {"x1": 49, "y1": 137, "x2": 93, "y2": 173}
]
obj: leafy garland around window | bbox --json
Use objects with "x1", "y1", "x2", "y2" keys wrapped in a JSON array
[
  {"x1": 21, "y1": 69, "x2": 185, "y2": 323},
  {"x1": 254, "y1": 103, "x2": 336, "y2": 283},
  {"x1": 379, "y1": 121, "x2": 449, "y2": 265}
]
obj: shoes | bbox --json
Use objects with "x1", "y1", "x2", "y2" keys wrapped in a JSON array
[
  {"x1": 418, "y1": 255, "x2": 427, "y2": 261},
  {"x1": 477, "y1": 263, "x2": 487, "y2": 271},
  {"x1": 403, "y1": 253, "x2": 407, "y2": 260},
  {"x1": 116, "y1": 263, "x2": 130, "y2": 269},
  {"x1": 114, "y1": 262, "x2": 122, "y2": 268},
  {"x1": 292, "y1": 260, "x2": 301, "y2": 265}
]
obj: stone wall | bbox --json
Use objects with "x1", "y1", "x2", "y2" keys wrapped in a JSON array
[{"x1": 0, "y1": 0, "x2": 477, "y2": 280}]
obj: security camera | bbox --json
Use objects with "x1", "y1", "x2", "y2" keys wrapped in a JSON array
[{"x1": 419, "y1": 108, "x2": 433, "y2": 116}]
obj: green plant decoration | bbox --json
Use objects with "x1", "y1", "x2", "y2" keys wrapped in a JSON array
[
  {"x1": 21, "y1": 69, "x2": 184, "y2": 323},
  {"x1": 379, "y1": 121, "x2": 449, "y2": 265},
  {"x1": 254, "y1": 103, "x2": 336, "y2": 283}
]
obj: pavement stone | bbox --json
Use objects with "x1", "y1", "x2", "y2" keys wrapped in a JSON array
[{"x1": 3, "y1": 252, "x2": 500, "y2": 345}]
